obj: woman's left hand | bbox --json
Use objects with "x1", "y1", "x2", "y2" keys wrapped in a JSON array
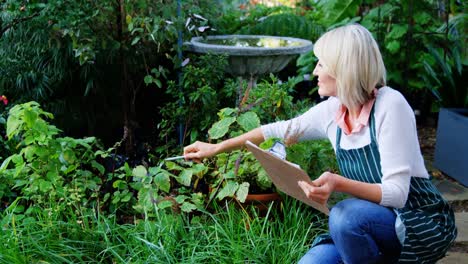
[{"x1": 298, "y1": 171, "x2": 338, "y2": 205}]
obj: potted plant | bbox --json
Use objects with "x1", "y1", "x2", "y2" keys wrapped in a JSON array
[{"x1": 206, "y1": 107, "x2": 278, "y2": 203}]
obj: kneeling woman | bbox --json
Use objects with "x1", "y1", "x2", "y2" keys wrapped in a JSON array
[{"x1": 184, "y1": 24, "x2": 457, "y2": 263}]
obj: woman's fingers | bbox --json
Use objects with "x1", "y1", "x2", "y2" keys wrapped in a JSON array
[
  {"x1": 183, "y1": 141, "x2": 215, "y2": 163},
  {"x1": 298, "y1": 181, "x2": 327, "y2": 204}
]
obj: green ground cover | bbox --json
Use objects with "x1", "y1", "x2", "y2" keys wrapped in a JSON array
[{"x1": 1, "y1": 197, "x2": 326, "y2": 263}]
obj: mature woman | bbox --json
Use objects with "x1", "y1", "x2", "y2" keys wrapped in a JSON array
[{"x1": 184, "y1": 24, "x2": 457, "y2": 263}]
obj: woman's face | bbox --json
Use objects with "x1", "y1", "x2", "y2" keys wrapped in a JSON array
[{"x1": 313, "y1": 61, "x2": 337, "y2": 97}]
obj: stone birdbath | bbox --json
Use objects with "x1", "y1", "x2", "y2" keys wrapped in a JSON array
[{"x1": 185, "y1": 35, "x2": 313, "y2": 105}]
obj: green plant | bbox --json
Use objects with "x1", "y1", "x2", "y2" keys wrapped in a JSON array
[
  {"x1": 199, "y1": 75, "x2": 315, "y2": 201},
  {"x1": 287, "y1": 140, "x2": 339, "y2": 177},
  {"x1": 421, "y1": 13, "x2": 467, "y2": 109},
  {"x1": 0, "y1": 194, "x2": 326, "y2": 263},
  {"x1": 156, "y1": 53, "x2": 232, "y2": 152},
  {"x1": 0, "y1": 102, "x2": 104, "y2": 213},
  {"x1": 239, "y1": 12, "x2": 325, "y2": 41},
  {"x1": 129, "y1": 162, "x2": 207, "y2": 216},
  {"x1": 359, "y1": 0, "x2": 466, "y2": 112},
  {"x1": 206, "y1": 107, "x2": 268, "y2": 202}
]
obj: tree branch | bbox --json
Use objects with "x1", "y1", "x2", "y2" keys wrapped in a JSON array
[{"x1": 0, "y1": 12, "x2": 40, "y2": 37}]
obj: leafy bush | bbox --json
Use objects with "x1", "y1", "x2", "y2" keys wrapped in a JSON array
[
  {"x1": 359, "y1": 0, "x2": 466, "y2": 111},
  {"x1": 0, "y1": 102, "x2": 105, "y2": 213},
  {"x1": 156, "y1": 53, "x2": 232, "y2": 152},
  {"x1": 239, "y1": 13, "x2": 324, "y2": 41}
]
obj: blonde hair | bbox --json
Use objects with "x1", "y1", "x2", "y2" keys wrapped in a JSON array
[{"x1": 313, "y1": 24, "x2": 386, "y2": 109}]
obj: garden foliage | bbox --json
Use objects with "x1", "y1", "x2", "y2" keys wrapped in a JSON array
[{"x1": 0, "y1": 0, "x2": 466, "y2": 261}]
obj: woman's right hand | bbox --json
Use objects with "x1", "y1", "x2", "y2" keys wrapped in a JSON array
[{"x1": 183, "y1": 141, "x2": 219, "y2": 163}]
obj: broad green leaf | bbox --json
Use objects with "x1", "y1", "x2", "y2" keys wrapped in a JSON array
[
  {"x1": 112, "y1": 191, "x2": 121, "y2": 204},
  {"x1": 0, "y1": 156, "x2": 13, "y2": 172},
  {"x1": 181, "y1": 202, "x2": 197, "y2": 213},
  {"x1": 134, "y1": 187, "x2": 157, "y2": 212},
  {"x1": 23, "y1": 146, "x2": 36, "y2": 161},
  {"x1": 216, "y1": 181, "x2": 238, "y2": 200},
  {"x1": 155, "y1": 172, "x2": 170, "y2": 193},
  {"x1": 23, "y1": 109, "x2": 38, "y2": 128},
  {"x1": 148, "y1": 166, "x2": 162, "y2": 176},
  {"x1": 158, "y1": 200, "x2": 174, "y2": 210},
  {"x1": 121, "y1": 191, "x2": 132, "y2": 202},
  {"x1": 91, "y1": 160, "x2": 105, "y2": 174},
  {"x1": 387, "y1": 24, "x2": 407, "y2": 39},
  {"x1": 6, "y1": 117, "x2": 21, "y2": 138},
  {"x1": 164, "y1": 161, "x2": 182, "y2": 171},
  {"x1": 178, "y1": 169, "x2": 192, "y2": 186},
  {"x1": 113, "y1": 180, "x2": 126, "y2": 189},
  {"x1": 208, "y1": 117, "x2": 236, "y2": 139},
  {"x1": 132, "y1": 165, "x2": 147, "y2": 177},
  {"x1": 46, "y1": 170, "x2": 58, "y2": 181},
  {"x1": 39, "y1": 180, "x2": 53, "y2": 192},
  {"x1": 223, "y1": 171, "x2": 236, "y2": 179},
  {"x1": 385, "y1": 41, "x2": 400, "y2": 54},
  {"x1": 144, "y1": 75, "x2": 153, "y2": 85},
  {"x1": 131, "y1": 37, "x2": 141, "y2": 46},
  {"x1": 237, "y1": 111, "x2": 260, "y2": 132},
  {"x1": 218, "y1": 107, "x2": 236, "y2": 118},
  {"x1": 155, "y1": 79, "x2": 162, "y2": 88},
  {"x1": 256, "y1": 168, "x2": 272, "y2": 190},
  {"x1": 191, "y1": 193, "x2": 204, "y2": 207},
  {"x1": 236, "y1": 182, "x2": 250, "y2": 203},
  {"x1": 192, "y1": 163, "x2": 207, "y2": 177},
  {"x1": 61, "y1": 149, "x2": 76, "y2": 164},
  {"x1": 175, "y1": 195, "x2": 189, "y2": 203}
]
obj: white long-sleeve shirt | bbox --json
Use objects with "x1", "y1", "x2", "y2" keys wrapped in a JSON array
[{"x1": 261, "y1": 86, "x2": 429, "y2": 208}]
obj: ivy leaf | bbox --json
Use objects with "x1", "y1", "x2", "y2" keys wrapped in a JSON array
[
  {"x1": 216, "y1": 181, "x2": 238, "y2": 200},
  {"x1": 237, "y1": 111, "x2": 260, "y2": 132},
  {"x1": 236, "y1": 182, "x2": 250, "y2": 203},
  {"x1": 208, "y1": 117, "x2": 236, "y2": 139}
]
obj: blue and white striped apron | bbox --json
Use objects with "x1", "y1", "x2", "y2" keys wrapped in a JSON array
[{"x1": 312, "y1": 106, "x2": 457, "y2": 263}]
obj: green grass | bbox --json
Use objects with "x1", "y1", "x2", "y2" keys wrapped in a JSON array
[{"x1": 0, "y1": 196, "x2": 327, "y2": 263}]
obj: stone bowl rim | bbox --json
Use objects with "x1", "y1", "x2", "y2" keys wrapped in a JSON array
[{"x1": 186, "y1": 35, "x2": 313, "y2": 56}]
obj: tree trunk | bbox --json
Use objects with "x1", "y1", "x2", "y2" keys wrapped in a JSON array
[{"x1": 116, "y1": 0, "x2": 135, "y2": 156}]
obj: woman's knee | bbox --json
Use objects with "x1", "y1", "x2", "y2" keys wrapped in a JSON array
[
  {"x1": 329, "y1": 199, "x2": 358, "y2": 231},
  {"x1": 329, "y1": 198, "x2": 376, "y2": 234}
]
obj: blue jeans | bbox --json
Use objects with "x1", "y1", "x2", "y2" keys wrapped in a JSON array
[{"x1": 298, "y1": 198, "x2": 402, "y2": 264}]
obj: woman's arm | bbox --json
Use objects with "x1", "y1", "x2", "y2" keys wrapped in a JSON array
[{"x1": 183, "y1": 127, "x2": 264, "y2": 162}]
